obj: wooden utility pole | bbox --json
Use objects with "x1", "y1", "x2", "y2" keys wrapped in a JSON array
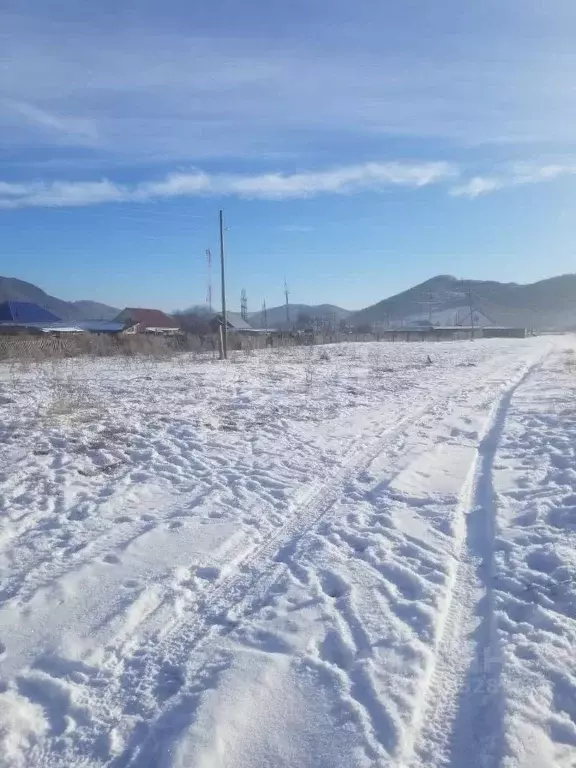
[
  {"x1": 206, "y1": 248, "x2": 213, "y2": 312},
  {"x1": 219, "y1": 210, "x2": 228, "y2": 359},
  {"x1": 468, "y1": 284, "x2": 475, "y2": 340},
  {"x1": 284, "y1": 278, "x2": 290, "y2": 324},
  {"x1": 240, "y1": 289, "x2": 248, "y2": 321}
]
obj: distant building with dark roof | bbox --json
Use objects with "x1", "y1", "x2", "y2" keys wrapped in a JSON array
[
  {"x1": 115, "y1": 308, "x2": 180, "y2": 335},
  {"x1": 209, "y1": 312, "x2": 254, "y2": 332}
]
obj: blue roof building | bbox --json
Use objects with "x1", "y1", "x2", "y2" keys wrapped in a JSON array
[{"x1": 0, "y1": 301, "x2": 62, "y2": 324}]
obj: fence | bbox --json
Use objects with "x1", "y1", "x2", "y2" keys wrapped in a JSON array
[
  {"x1": 0, "y1": 333, "x2": 194, "y2": 361},
  {"x1": 0, "y1": 329, "x2": 395, "y2": 361}
]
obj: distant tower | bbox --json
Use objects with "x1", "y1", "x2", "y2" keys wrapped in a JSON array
[
  {"x1": 241, "y1": 289, "x2": 248, "y2": 321},
  {"x1": 262, "y1": 299, "x2": 268, "y2": 329},
  {"x1": 206, "y1": 248, "x2": 213, "y2": 312},
  {"x1": 284, "y1": 278, "x2": 290, "y2": 323}
]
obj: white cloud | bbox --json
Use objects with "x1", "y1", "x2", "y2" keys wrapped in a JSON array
[
  {"x1": 4, "y1": 158, "x2": 576, "y2": 208},
  {"x1": 450, "y1": 176, "x2": 505, "y2": 198},
  {"x1": 0, "y1": 161, "x2": 456, "y2": 209},
  {"x1": 1, "y1": 98, "x2": 99, "y2": 144},
  {"x1": 451, "y1": 161, "x2": 576, "y2": 198}
]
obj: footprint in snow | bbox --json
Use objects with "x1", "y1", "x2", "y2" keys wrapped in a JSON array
[
  {"x1": 154, "y1": 663, "x2": 184, "y2": 701},
  {"x1": 318, "y1": 570, "x2": 349, "y2": 599},
  {"x1": 0, "y1": 641, "x2": 6, "y2": 655},
  {"x1": 526, "y1": 548, "x2": 563, "y2": 574},
  {"x1": 123, "y1": 579, "x2": 140, "y2": 589},
  {"x1": 68, "y1": 508, "x2": 90, "y2": 521},
  {"x1": 319, "y1": 628, "x2": 354, "y2": 670},
  {"x1": 196, "y1": 566, "x2": 220, "y2": 581},
  {"x1": 103, "y1": 553, "x2": 121, "y2": 565}
]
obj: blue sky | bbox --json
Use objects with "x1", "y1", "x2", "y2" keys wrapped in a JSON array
[{"x1": 1, "y1": 0, "x2": 576, "y2": 311}]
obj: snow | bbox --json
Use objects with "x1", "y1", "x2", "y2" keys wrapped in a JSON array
[{"x1": 0, "y1": 337, "x2": 575, "y2": 767}]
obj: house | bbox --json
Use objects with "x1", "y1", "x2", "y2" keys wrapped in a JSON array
[
  {"x1": 209, "y1": 312, "x2": 254, "y2": 333},
  {"x1": 40, "y1": 320, "x2": 125, "y2": 334},
  {"x1": 115, "y1": 308, "x2": 180, "y2": 335},
  {"x1": 0, "y1": 301, "x2": 61, "y2": 324},
  {"x1": 0, "y1": 302, "x2": 125, "y2": 335}
]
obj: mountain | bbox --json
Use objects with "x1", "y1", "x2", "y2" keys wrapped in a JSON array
[
  {"x1": 70, "y1": 300, "x2": 121, "y2": 320},
  {"x1": 4, "y1": 272, "x2": 576, "y2": 331},
  {"x1": 350, "y1": 274, "x2": 576, "y2": 330},
  {"x1": 249, "y1": 303, "x2": 351, "y2": 329},
  {"x1": 0, "y1": 277, "x2": 119, "y2": 321}
]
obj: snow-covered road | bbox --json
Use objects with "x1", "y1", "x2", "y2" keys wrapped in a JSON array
[{"x1": 1, "y1": 338, "x2": 575, "y2": 767}]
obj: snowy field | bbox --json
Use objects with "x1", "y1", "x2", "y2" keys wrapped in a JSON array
[{"x1": 1, "y1": 337, "x2": 576, "y2": 767}]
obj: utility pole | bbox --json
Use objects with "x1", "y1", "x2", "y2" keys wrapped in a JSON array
[
  {"x1": 284, "y1": 278, "x2": 290, "y2": 324},
  {"x1": 240, "y1": 289, "x2": 248, "y2": 321},
  {"x1": 428, "y1": 289, "x2": 433, "y2": 325},
  {"x1": 468, "y1": 283, "x2": 475, "y2": 340},
  {"x1": 206, "y1": 249, "x2": 213, "y2": 312},
  {"x1": 219, "y1": 210, "x2": 227, "y2": 359},
  {"x1": 262, "y1": 300, "x2": 268, "y2": 329}
]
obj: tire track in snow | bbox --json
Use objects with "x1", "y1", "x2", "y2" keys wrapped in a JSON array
[
  {"x1": 98, "y1": 367, "x2": 542, "y2": 768},
  {"x1": 33, "y1": 380, "x2": 492, "y2": 768},
  {"x1": 20, "y1": 352, "x2": 550, "y2": 768},
  {"x1": 105, "y1": 395, "x2": 481, "y2": 768},
  {"x1": 404, "y1": 358, "x2": 546, "y2": 768}
]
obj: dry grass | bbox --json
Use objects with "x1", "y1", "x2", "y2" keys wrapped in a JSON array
[
  {"x1": 3, "y1": 333, "x2": 228, "y2": 364},
  {"x1": 41, "y1": 373, "x2": 102, "y2": 424},
  {"x1": 0, "y1": 329, "x2": 381, "y2": 364}
]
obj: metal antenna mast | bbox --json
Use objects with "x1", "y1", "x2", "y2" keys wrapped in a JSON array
[
  {"x1": 241, "y1": 289, "x2": 248, "y2": 321},
  {"x1": 262, "y1": 300, "x2": 268, "y2": 329}
]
